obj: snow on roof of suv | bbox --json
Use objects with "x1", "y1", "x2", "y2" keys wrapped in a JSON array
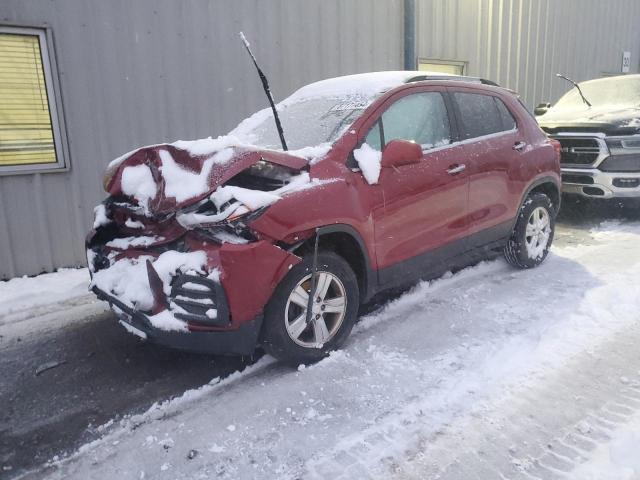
[{"x1": 286, "y1": 70, "x2": 493, "y2": 102}]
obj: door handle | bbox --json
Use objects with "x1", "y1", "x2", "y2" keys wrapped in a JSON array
[
  {"x1": 446, "y1": 164, "x2": 466, "y2": 175},
  {"x1": 513, "y1": 141, "x2": 527, "y2": 152}
]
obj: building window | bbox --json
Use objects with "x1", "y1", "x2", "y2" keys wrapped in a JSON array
[
  {"x1": 0, "y1": 26, "x2": 66, "y2": 174},
  {"x1": 418, "y1": 59, "x2": 467, "y2": 76}
]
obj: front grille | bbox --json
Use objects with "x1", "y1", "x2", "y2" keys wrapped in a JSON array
[
  {"x1": 169, "y1": 274, "x2": 230, "y2": 326},
  {"x1": 556, "y1": 137, "x2": 602, "y2": 165},
  {"x1": 599, "y1": 154, "x2": 640, "y2": 172}
]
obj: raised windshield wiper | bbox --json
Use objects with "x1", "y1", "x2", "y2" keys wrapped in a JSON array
[
  {"x1": 556, "y1": 73, "x2": 592, "y2": 107},
  {"x1": 239, "y1": 32, "x2": 288, "y2": 151}
]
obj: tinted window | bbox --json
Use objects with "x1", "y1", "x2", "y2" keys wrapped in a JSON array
[
  {"x1": 454, "y1": 92, "x2": 515, "y2": 139},
  {"x1": 380, "y1": 92, "x2": 451, "y2": 149},
  {"x1": 517, "y1": 97, "x2": 536, "y2": 120},
  {"x1": 495, "y1": 97, "x2": 517, "y2": 130}
]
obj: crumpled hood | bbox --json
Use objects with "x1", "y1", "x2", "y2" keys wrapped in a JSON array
[
  {"x1": 105, "y1": 142, "x2": 308, "y2": 215},
  {"x1": 539, "y1": 104, "x2": 640, "y2": 134}
]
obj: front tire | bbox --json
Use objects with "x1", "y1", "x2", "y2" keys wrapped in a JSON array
[
  {"x1": 504, "y1": 193, "x2": 555, "y2": 269},
  {"x1": 262, "y1": 251, "x2": 359, "y2": 365}
]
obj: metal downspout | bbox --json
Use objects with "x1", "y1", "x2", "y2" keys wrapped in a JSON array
[{"x1": 404, "y1": 0, "x2": 416, "y2": 70}]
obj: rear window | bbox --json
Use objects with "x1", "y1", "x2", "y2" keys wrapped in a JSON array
[{"x1": 453, "y1": 92, "x2": 517, "y2": 139}]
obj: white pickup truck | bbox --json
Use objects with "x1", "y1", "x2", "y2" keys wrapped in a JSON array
[{"x1": 536, "y1": 74, "x2": 640, "y2": 200}]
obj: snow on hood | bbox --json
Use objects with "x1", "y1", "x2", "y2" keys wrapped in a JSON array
[
  {"x1": 105, "y1": 136, "x2": 313, "y2": 215},
  {"x1": 107, "y1": 136, "x2": 242, "y2": 170},
  {"x1": 539, "y1": 104, "x2": 640, "y2": 133}
]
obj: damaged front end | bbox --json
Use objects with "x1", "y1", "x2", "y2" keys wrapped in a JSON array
[
  {"x1": 173, "y1": 159, "x2": 307, "y2": 243},
  {"x1": 87, "y1": 144, "x2": 308, "y2": 354}
]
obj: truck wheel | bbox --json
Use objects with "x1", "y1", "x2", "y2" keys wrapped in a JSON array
[
  {"x1": 504, "y1": 193, "x2": 555, "y2": 269},
  {"x1": 262, "y1": 251, "x2": 359, "y2": 365}
]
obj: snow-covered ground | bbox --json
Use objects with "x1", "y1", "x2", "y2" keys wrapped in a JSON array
[
  {"x1": 0, "y1": 268, "x2": 90, "y2": 321},
  {"x1": 7, "y1": 221, "x2": 640, "y2": 479},
  {"x1": 0, "y1": 268, "x2": 108, "y2": 344},
  {"x1": 566, "y1": 411, "x2": 640, "y2": 480}
]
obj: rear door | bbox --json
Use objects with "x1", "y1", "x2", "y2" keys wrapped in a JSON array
[
  {"x1": 362, "y1": 88, "x2": 469, "y2": 287},
  {"x1": 450, "y1": 89, "x2": 524, "y2": 247}
]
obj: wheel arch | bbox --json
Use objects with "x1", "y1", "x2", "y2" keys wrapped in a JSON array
[
  {"x1": 520, "y1": 176, "x2": 561, "y2": 216},
  {"x1": 291, "y1": 224, "x2": 376, "y2": 303}
]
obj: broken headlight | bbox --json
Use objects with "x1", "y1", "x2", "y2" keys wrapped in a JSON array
[
  {"x1": 226, "y1": 160, "x2": 296, "y2": 191},
  {"x1": 176, "y1": 197, "x2": 265, "y2": 244},
  {"x1": 176, "y1": 159, "x2": 302, "y2": 241}
]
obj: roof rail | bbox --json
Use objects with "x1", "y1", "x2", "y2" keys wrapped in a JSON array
[
  {"x1": 479, "y1": 78, "x2": 499, "y2": 86},
  {"x1": 406, "y1": 75, "x2": 500, "y2": 87}
]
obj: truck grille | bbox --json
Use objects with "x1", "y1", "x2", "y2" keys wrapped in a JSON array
[{"x1": 556, "y1": 137, "x2": 602, "y2": 165}]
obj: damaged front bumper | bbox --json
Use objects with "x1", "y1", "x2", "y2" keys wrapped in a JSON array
[
  {"x1": 88, "y1": 237, "x2": 302, "y2": 355},
  {"x1": 93, "y1": 285, "x2": 262, "y2": 355}
]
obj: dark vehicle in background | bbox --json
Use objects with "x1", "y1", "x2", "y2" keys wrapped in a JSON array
[
  {"x1": 87, "y1": 71, "x2": 561, "y2": 364},
  {"x1": 537, "y1": 74, "x2": 640, "y2": 200}
]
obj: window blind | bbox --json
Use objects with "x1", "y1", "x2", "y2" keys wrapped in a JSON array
[{"x1": 0, "y1": 32, "x2": 57, "y2": 166}]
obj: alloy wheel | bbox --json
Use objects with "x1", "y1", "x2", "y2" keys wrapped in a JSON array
[
  {"x1": 284, "y1": 272, "x2": 347, "y2": 348},
  {"x1": 525, "y1": 206, "x2": 551, "y2": 259}
]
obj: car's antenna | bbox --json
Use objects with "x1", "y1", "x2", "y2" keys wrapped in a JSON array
[
  {"x1": 239, "y1": 32, "x2": 288, "y2": 151},
  {"x1": 556, "y1": 73, "x2": 592, "y2": 107}
]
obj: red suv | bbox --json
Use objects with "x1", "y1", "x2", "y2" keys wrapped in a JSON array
[{"x1": 87, "y1": 71, "x2": 561, "y2": 364}]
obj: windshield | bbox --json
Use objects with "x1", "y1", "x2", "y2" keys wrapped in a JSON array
[
  {"x1": 554, "y1": 76, "x2": 640, "y2": 109},
  {"x1": 231, "y1": 96, "x2": 376, "y2": 150}
]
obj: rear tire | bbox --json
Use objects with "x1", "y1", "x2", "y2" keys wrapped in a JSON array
[
  {"x1": 504, "y1": 193, "x2": 555, "y2": 269},
  {"x1": 261, "y1": 251, "x2": 359, "y2": 365}
]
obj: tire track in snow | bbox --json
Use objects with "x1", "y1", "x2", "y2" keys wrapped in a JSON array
[
  {"x1": 307, "y1": 227, "x2": 640, "y2": 480},
  {"x1": 383, "y1": 322, "x2": 640, "y2": 479}
]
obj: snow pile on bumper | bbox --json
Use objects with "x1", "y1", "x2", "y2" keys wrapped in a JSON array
[{"x1": 90, "y1": 250, "x2": 208, "y2": 331}]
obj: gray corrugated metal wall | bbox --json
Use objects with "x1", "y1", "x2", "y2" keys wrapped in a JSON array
[
  {"x1": 0, "y1": 0, "x2": 404, "y2": 279},
  {"x1": 416, "y1": 0, "x2": 640, "y2": 108},
  {"x1": 2, "y1": 0, "x2": 640, "y2": 279}
]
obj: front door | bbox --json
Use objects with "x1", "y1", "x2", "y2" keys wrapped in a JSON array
[{"x1": 359, "y1": 89, "x2": 469, "y2": 287}]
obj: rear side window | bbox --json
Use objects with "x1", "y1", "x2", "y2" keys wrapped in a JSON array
[
  {"x1": 495, "y1": 98, "x2": 517, "y2": 130},
  {"x1": 516, "y1": 96, "x2": 537, "y2": 120},
  {"x1": 453, "y1": 92, "x2": 516, "y2": 139}
]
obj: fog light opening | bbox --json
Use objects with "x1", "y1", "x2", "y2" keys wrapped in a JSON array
[{"x1": 582, "y1": 186, "x2": 605, "y2": 196}]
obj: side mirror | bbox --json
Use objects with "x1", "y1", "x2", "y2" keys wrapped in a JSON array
[
  {"x1": 534, "y1": 102, "x2": 551, "y2": 116},
  {"x1": 381, "y1": 139, "x2": 422, "y2": 168}
]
